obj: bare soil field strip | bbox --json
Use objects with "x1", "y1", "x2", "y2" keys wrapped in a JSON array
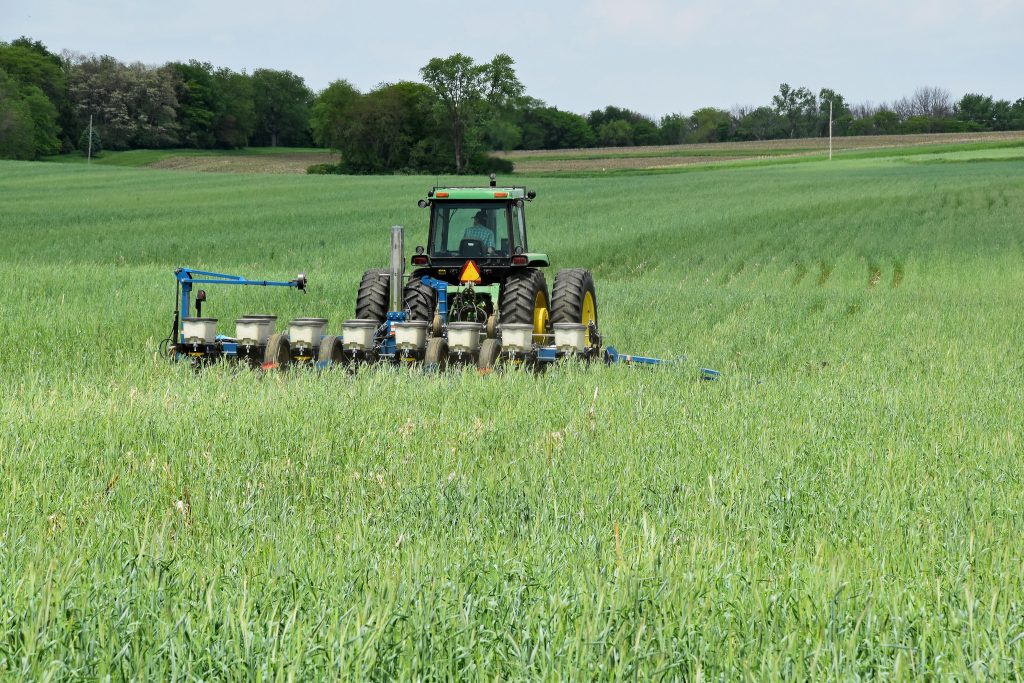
[
  {"x1": 496, "y1": 131, "x2": 1024, "y2": 159},
  {"x1": 148, "y1": 152, "x2": 338, "y2": 174},
  {"x1": 139, "y1": 131, "x2": 1024, "y2": 175}
]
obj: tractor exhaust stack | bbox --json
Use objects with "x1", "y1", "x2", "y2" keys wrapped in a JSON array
[{"x1": 389, "y1": 225, "x2": 405, "y2": 314}]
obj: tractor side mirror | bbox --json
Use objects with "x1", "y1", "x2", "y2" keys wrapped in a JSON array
[{"x1": 417, "y1": 199, "x2": 430, "y2": 208}]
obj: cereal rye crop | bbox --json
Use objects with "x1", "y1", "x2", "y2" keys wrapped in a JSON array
[{"x1": 1, "y1": 144, "x2": 1023, "y2": 679}]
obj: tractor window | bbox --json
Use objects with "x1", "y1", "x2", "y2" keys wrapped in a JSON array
[
  {"x1": 431, "y1": 203, "x2": 511, "y2": 257},
  {"x1": 511, "y1": 204, "x2": 525, "y2": 251}
]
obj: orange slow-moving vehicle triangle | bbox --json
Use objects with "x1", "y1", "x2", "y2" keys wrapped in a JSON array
[{"x1": 459, "y1": 260, "x2": 482, "y2": 284}]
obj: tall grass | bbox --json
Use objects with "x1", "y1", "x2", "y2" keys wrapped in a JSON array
[{"x1": 1, "y1": 150, "x2": 1023, "y2": 679}]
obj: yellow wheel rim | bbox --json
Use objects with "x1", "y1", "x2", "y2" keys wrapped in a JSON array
[
  {"x1": 581, "y1": 291, "x2": 596, "y2": 344},
  {"x1": 533, "y1": 291, "x2": 549, "y2": 339}
]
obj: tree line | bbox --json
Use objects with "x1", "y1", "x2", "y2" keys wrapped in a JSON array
[{"x1": 2, "y1": 36, "x2": 1023, "y2": 172}]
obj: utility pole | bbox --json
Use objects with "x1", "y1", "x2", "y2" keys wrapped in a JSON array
[
  {"x1": 828, "y1": 100, "x2": 833, "y2": 161},
  {"x1": 87, "y1": 115, "x2": 93, "y2": 165}
]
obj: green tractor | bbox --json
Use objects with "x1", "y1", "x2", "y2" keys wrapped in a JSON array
[{"x1": 354, "y1": 176, "x2": 599, "y2": 347}]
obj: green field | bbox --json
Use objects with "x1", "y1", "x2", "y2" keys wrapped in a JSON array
[{"x1": 2, "y1": 145, "x2": 1023, "y2": 679}]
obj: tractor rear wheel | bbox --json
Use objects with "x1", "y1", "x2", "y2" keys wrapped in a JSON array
[
  {"x1": 551, "y1": 269, "x2": 598, "y2": 345},
  {"x1": 403, "y1": 272, "x2": 437, "y2": 322},
  {"x1": 317, "y1": 335, "x2": 344, "y2": 364},
  {"x1": 355, "y1": 268, "x2": 390, "y2": 322},
  {"x1": 477, "y1": 338, "x2": 501, "y2": 370},
  {"x1": 424, "y1": 337, "x2": 448, "y2": 371},
  {"x1": 498, "y1": 269, "x2": 550, "y2": 340},
  {"x1": 264, "y1": 333, "x2": 290, "y2": 369}
]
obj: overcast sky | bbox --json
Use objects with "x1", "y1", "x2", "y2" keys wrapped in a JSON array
[{"x1": 3, "y1": 0, "x2": 1021, "y2": 118}]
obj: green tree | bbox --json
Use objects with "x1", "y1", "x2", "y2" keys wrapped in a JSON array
[
  {"x1": 310, "y1": 79, "x2": 360, "y2": 150},
  {"x1": 817, "y1": 88, "x2": 853, "y2": 136},
  {"x1": 956, "y1": 93, "x2": 995, "y2": 129},
  {"x1": 520, "y1": 105, "x2": 595, "y2": 150},
  {"x1": 873, "y1": 109, "x2": 900, "y2": 134},
  {"x1": 990, "y1": 99, "x2": 1013, "y2": 130},
  {"x1": 420, "y1": 53, "x2": 524, "y2": 173},
  {"x1": 1010, "y1": 99, "x2": 1024, "y2": 130},
  {"x1": 78, "y1": 125, "x2": 102, "y2": 156},
  {"x1": 0, "y1": 40, "x2": 65, "y2": 105},
  {"x1": 251, "y1": 69, "x2": 312, "y2": 147},
  {"x1": 772, "y1": 83, "x2": 817, "y2": 138},
  {"x1": 211, "y1": 68, "x2": 255, "y2": 149},
  {"x1": 659, "y1": 113, "x2": 688, "y2": 144},
  {"x1": 632, "y1": 118, "x2": 661, "y2": 145},
  {"x1": 0, "y1": 38, "x2": 73, "y2": 149},
  {"x1": 597, "y1": 119, "x2": 633, "y2": 146},
  {"x1": 67, "y1": 55, "x2": 179, "y2": 150},
  {"x1": 688, "y1": 107, "x2": 733, "y2": 143},
  {"x1": 335, "y1": 81, "x2": 443, "y2": 174},
  {"x1": 169, "y1": 60, "x2": 220, "y2": 147},
  {"x1": 482, "y1": 117, "x2": 522, "y2": 151},
  {"x1": 586, "y1": 105, "x2": 659, "y2": 147},
  {"x1": 20, "y1": 85, "x2": 60, "y2": 155},
  {"x1": 736, "y1": 106, "x2": 786, "y2": 140},
  {"x1": 0, "y1": 68, "x2": 36, "y2": 159}
]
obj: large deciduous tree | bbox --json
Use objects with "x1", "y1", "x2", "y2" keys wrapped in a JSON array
[
  {"x1": 67, "y1": 55, "x2": 179, "y2": 150},
  {"x1": 519, "y1": 105, "x2": 595, "y2": 150},
  {"x1": 817, "y1": 88, "x2": 853, "y2": 136},
  {"x1": 0, "y1": 68, "x2": 38, "y2": 159},
  {"x1": 211, "y1": 68, "x2": 255, "y2": 149},
  {"x1": 169, "y1": 60, "x2": 220, "y2": 147},
  {"x1": 420, "y1": 53, "x2": 523, "y2": 173},
  {"x1": 688, "y1": 107, "x2": 733, "y2": 143},
  {"x1": 251, "y1": 69, "x2": 312, "y2": 147},
  {"x1": 0, "y1": 37, "x2": 73, "y2": 152},
  {"x1": 310, "y1": 79, "x2": 360, "y2": 150},
  {"x1": 736, "y1": 106, "x2": 786, "y2": 140},
  {"x1": 772, "y1": 83, "x2": 817, "y2": 138},
  {"x1": 169, "y1": 61, "x2": 255, "y2": 149},
  {"x1": 338, "y1": 82, "x2": 442, "y2": 173}
]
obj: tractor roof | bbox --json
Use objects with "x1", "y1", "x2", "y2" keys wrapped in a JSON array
[{"x1": 429, "y1": 186, "x2": 528, "y2": 201}]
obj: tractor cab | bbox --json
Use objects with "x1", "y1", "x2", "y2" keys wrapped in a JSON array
[{"x1": 413, "y1": 183, "x2": 546, "y2": 285}]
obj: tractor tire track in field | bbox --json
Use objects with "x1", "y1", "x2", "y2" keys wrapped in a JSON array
[
  {"x1": 868, "y1": 262, "x2": 882, "y2": 289},
  {"x1": 817, "y1": 260, "x2": 833, "y2": 286},
  {"x1": 892, "y1": 259, "x2": 905, "y2": 288}
]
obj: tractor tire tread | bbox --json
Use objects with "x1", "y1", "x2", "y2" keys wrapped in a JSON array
[
  {"x1": 498, "y1": 269, "x2": 548, "y2": 326},
  {"x1": 355, "y1": 268, "x2": 391, "y2": 322},
  {"x1": 551, "y1": 268, "x2": 598, "y2": 326},
  {"x1": 403, "y1": 275, "x2": 437, "y2": 321}
]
